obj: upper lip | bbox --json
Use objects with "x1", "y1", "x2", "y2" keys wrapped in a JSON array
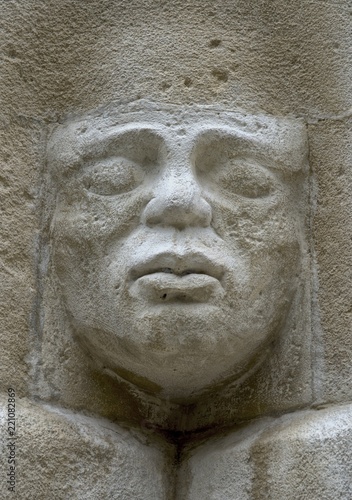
[{"x1": 130, "y1": 252, "x2": 224, "y2": 282}]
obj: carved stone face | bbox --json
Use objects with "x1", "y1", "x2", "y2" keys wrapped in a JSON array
[{"x1": 48, "y1": 103, "x2": 308, "y2": 401}]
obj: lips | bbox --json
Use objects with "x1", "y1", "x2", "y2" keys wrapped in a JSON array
[
  {"x1": 130, "y1": 252, "x2": 224, "y2": 281},
  {"x1": 129, "y1": 252, "x2": 225, "y2": 303}
]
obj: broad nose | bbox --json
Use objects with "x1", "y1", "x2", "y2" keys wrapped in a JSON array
[{"x1": 142, "y1": 172, "x2": 212, "y2": 229}]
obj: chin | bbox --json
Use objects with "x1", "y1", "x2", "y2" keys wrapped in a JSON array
[
  {"x1": 68, "y1": 281, "x2": 290, "y2": 399},
  {"x1": 73, "y1": 307, "x2": 280, "y2": 402}
]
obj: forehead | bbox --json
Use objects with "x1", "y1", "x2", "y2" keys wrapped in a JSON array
[{"x1": 47, "y1": 102, "x2": 308, "y2": 173}]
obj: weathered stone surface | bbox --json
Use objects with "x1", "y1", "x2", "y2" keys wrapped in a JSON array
[
  {"x1": 309, "y1": 117, "x2": 352, "y2": 404},
  {"x1": 0, "y1": 396, "x2": 174, "y2": 499},
  {"x1": 0, "y1": 0, "x2": 351, "y2": 498},
  {"x1": 41, "y1": 102, "x2": 310, "y2": 410},
  {"x1": 1, "y1": 0, "x2": 351, "y2": 117},
  {"x1": 177, "y1": 404, "x2": 352, "y2": 499},
  {"x1": 0, "y1": 119, "x2": 41, "y2": 397}
]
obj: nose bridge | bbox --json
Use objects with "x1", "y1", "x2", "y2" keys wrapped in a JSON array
[
  {"x1": 141, "y1": 148, "x2": 212, "y2": 229},
  {"x1": 164, "y1": 159, "x2": 199, "y2": 201}
]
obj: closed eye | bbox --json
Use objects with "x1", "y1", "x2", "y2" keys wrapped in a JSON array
[
  {"x1": 194, "y1": 134, "x2": 280, "y2": 199},
  {"x1": 77, "y1": 128, "x2": 166, "y2": 196},
  {"x1": 81, "y1": 156, "x2": 145, "y2": 196},
  {"x1": 212, "y1": 157, "x2": 277, "y2": 198}
]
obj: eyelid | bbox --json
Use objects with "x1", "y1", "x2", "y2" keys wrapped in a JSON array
[
  {"x1": 79, "y1": 155, "x2": 137, "y2": 173},
  {"x1": 80, "y1": 156, "x2": 145, "y2": 196}
]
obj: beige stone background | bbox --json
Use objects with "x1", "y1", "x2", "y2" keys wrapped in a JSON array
[{"x1": 0, "y1": 0, "x2": 352, "y2": 497}]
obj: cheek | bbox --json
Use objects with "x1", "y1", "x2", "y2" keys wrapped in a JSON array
[
  {"x1": 51, "y1": 229, "x2": 100, "y2": 297},
  {"x1": 51, "y1": 221, "x2": 122, "y2": 327},
  {"x1": 52, "y1": 191, "x2": 146, "y2": 246},
  {"x1": 211, "y1": 194, "x2": 301, "y2": 252},
  {"x1": 50, "y1": 196, "x2": 144, "y2": 305},
  {"x1": 212, "y1": 197, "x2": 302, "y2": 297}
]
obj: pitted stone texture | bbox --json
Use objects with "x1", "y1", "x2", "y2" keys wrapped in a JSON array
[
  {"x1": 0, "y1": 397, "x2": 173, "y2": 500},
  {"x1": 177, "y1": 404, "x2": 352, "y2": 500},
  {"x1": 0, "y1": 118, "x2": 42, "y2": 397},
  {"x1": 0, "y1": 2, "x2": 351, "y2": 499},
  {"x1": 309, "y1": 117, "x2": 352, "y2": 403},
  {"x1": 1, "y1": 0, "x2": 351, "y2": 119},
  {"x1": 0, "y1": 0, "x2": 350, "y2": 423}
]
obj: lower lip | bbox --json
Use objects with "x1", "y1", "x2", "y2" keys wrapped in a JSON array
[{"x1": 129, "y1": 272, "x2": 224, "y2": 303}]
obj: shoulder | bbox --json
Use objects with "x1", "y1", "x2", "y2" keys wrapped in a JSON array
[
  {"x1": 179, "y1": 403, "x2": 352, "y2": 499},
  {"x1": 0, "y1": 396, "x2": 172, "y2": 499}
]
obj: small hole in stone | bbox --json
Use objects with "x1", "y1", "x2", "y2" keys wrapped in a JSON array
[
  {"x1": 161, "y1": 293, "x2": 167, "y2": 299},
  {"x1": 160, "y1": 82, "x2": 171, "y2": 91},
  {"x1": 211, "y1": 69, "x2": 229, "y2": 82},
  {"x1": 209, "y1": 39, "x2": 221, "y2": 48},
  {"x1": 184, "y1": 77, "x2": 192, "y2": 87}
]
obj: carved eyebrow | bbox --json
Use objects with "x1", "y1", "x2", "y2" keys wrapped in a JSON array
[
  {"x1": 48, "y1": 123, "x2": 166, "y2": 177},
  {"x1": 193, "y1": 126, "x2": 267, "y2": 151},
  {"x1": 77, "y1": 123, "x2": 165, "y2": 157},
  {"x1": 192, "y1": 125, "x2": 307, "y2": 172}
]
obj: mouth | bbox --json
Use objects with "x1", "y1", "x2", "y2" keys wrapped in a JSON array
[
  {"x1": 129, "y1": 252, "x2": 225, "y2": 303},
  {"x1": 130, "y1": 252, "x2": 224, "y2": 281}
]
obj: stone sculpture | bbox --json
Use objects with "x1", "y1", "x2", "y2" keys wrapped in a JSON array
[
  {"x1": 1, "y1": 1, "x2": 352, "y2": 498},
  {"x1": 46, "y1": 102, "x2": 308, "y2": 402},
  {"x1": 30, "y1": 102, "x2": 350, "y2": 499}
]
